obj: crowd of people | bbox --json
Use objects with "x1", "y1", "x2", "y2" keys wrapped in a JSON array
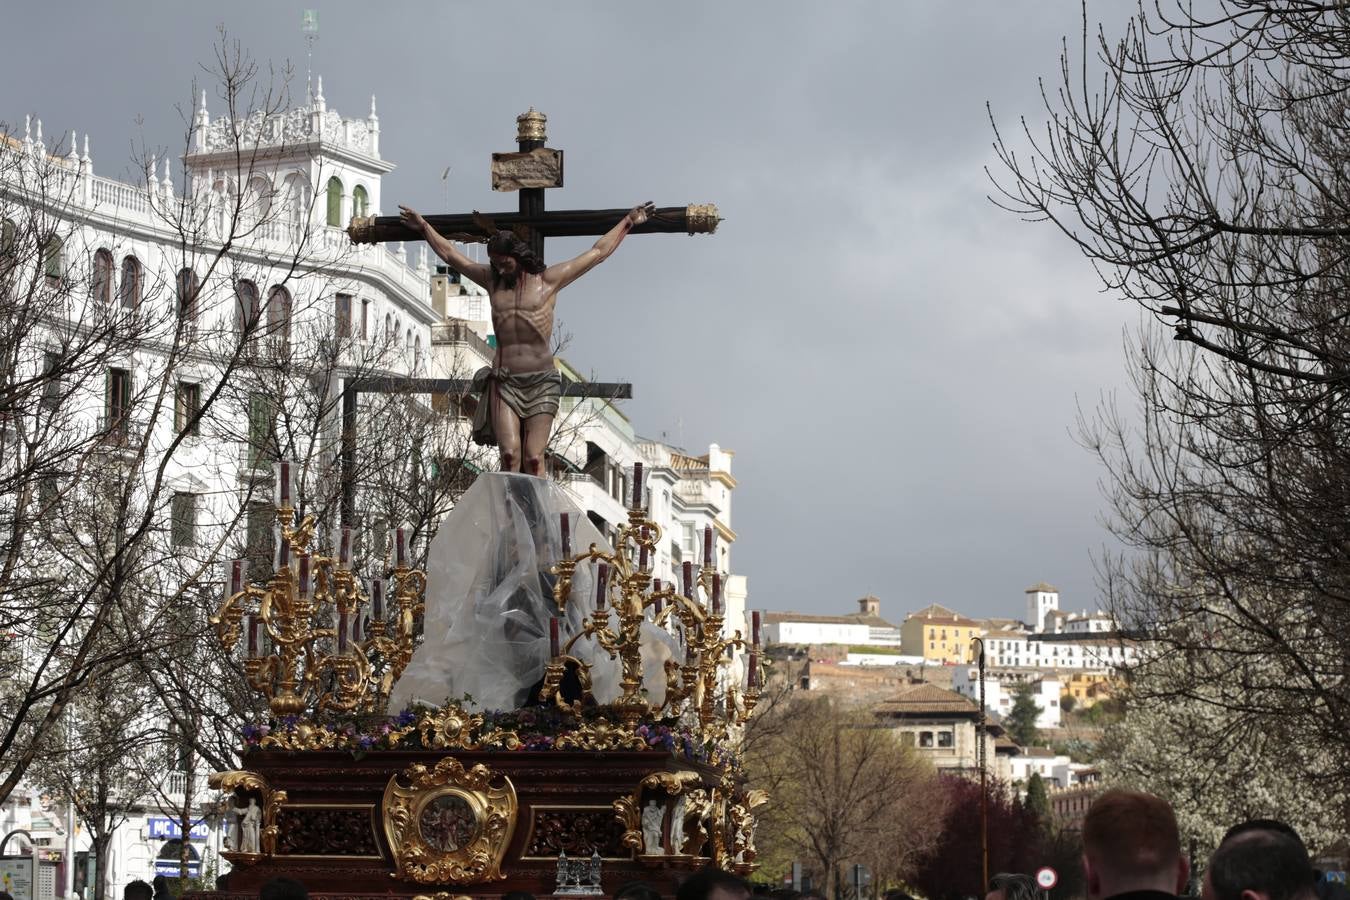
[
  {"x1": 76, "y1": 789, "x2": 1334, "y2": 900},
  {"x1": 985, "y1": 790, "x2": 1340, "y2": 900}
]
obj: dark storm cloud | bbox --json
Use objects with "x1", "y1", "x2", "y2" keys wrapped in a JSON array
[{"x1": 1, "y1": 1, "x2": 1144, "y2": 621}]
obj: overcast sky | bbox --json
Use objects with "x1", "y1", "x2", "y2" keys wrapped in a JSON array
[{"x1": 1, "y1": 1, "x2": 1148, "y2": 622}]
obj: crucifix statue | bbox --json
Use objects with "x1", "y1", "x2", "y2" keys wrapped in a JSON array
[{"x1": 348, "y1": 108, "x2": 718, "y2": 477}]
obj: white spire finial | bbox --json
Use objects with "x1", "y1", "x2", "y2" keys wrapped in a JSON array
[
  {"x1": 370, "y1": 95, "x2": 378, "y2": 118},
  {"x1": 147, "y1": 154, "x2": 158, "y2": 189},
  {"x1": 162, "y1": 157, "x2": 173, "y2": 196},
  {"x1": 82, "y1": 133, "x2": 90, "y2": 163},
  {"x1": 315, "y1": 75, "x2": 324, "y2": 99},
  {"x1": 66, "y1": 129, "x2": 79, "y2": 161},
  {"x1": 24, "y1": 114, "x2": 31, "y2": 142},
  {"x1": 35, "y1": 119, "x2": 42, "y2": 146}
]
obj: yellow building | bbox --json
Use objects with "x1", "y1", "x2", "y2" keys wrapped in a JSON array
[
  {"x1": 1062, "y1": 671, "x2": 1118, "y2": 707},
  {"x1": 899, "y1": 604, "x2": 984, "y2": 664}
]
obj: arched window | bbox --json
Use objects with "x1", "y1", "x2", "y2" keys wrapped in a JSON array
[
  {"x1": 213, "y1": 179, "x2": 234, "y2": 237},
  {"x1": 384, "y1": 312, "x2": 393, "y2": 342},
  {"x1": 266, "y1": 286, "x2": 292, "y2": 347},
  {"x1": 176, "y1": 268, "x2": 199, "y2": 323},
  {"x1": 413, "y1": 334, "x2": 422, "y2": 371},
  {"x1": 43, "y1": 235, "x2": 63, "y2": 284},
  {"x1": 352, "y1": 185, "x2": 369, "y2": 218},
  {"x1": 247, "y1": 175, "x2": 272, "y2": 221},
  {"x1": 394, "y1": 318, "x2": 402, "y2": 345},
  {"x1": 92, "y1": 249, "x2": 114, "y2": 304},
  {"x1": 235, "y1": 279, "x2": 260, "y2": 334},
  {"x1": 0, "y1": 219, "x2": 15, "y2": 264},
  {"x1": 118, "y1": 255, "x2": 141, "y2": 310},
  {"x1": 326, "y1": 176, "x2": 343, "y2": 227},
  {"x1": 405, "y1": 328, "x2": 412, "y2": 350}
]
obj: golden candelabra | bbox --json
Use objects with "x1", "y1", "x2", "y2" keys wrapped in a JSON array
[
  {"x1": 211, "y1": 488, "x2": 427, "y2": 718},
  {"x1": 540, "y1": 488, "x2": 761, "y2": 735}
]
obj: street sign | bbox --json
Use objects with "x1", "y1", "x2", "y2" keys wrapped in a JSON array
[
  {"x1": 146, "y1": 817, "x2": 209, "y2": 841},
  {"x1": 1036, "y1": 867, "x2": 1059, "y2": 890},
  {"x1": 153, "y1": 861, "x2": 200, "y2": 878},
  {"x1": 0, "y1": 857, "x2": 34, "y2": 900}
]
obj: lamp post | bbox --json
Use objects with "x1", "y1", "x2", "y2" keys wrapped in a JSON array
[{"x1": 971, "y1": 636, "x2": 989, "y2": 894}]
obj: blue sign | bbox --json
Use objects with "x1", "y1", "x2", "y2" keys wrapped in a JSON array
[
  {"x1": 152, "y1": 862, "x2": 200, "y2": 878},
  {"x1": 146, "y1": 817, "x2": 209, "y2": 841}
]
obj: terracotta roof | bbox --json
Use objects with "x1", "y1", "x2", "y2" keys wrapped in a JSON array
[
  {"x1": 873, "y1": 683, "x2": 979, "y2": 717},
  {"x1": 1021, "y1": 746, "x2": 1059, "y2": 758},
  {"x1": 983, "y1": 630, "x2": 1027, "y2": 640},
  {"x1": 995, "y1": 736, "x2": 1022, "y2": 753},
  {"x1": 981, "y1": 618, "x2": 1027, "y2": 631},
  {"x1": 905, "y1": 604, "x2": 982, "y2": 627},
  {"x1": 1026, "y1": 582, "x2": 1059, "y2": 593}
]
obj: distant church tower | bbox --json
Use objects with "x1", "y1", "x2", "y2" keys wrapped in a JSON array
[{"x1": 1025, "y1": 582, "x2": 1059, "y2": 632}]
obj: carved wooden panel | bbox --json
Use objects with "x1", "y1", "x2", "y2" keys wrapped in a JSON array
[
  {"x1": 275, "y1": 806, "x2": 380, "y2": 857},
  {"x1": 523, "y1": 807, "x2": 628, "y2": 859}
]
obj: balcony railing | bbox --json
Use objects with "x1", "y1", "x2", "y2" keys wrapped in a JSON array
[{"x1": 431, "y1": 319, "x2": 494, "y2": 361}]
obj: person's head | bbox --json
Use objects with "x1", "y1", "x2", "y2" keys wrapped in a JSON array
[
  {"x1": 1221, "y1": 819, "x2": 1305, "y2": 848},
  {"x1": 1204, "y1": 829, "x2": 1317, "y2": 900},
  {"x1": 1082, "y1": 789, "x2": 1187, "y2": 900},
  {"x1": 485, "y1": 230, "x2": 544, "y2": 286},
  {"x1": 677, "y1": 868, "x2": 750, "y2": 900},
  {"x1": 152, "y1": 876, "x2": 170, "y2": 898},
  {"x1": 124, "y1": 881, "x2": 153, "y2": 900},
  {"x1": 258, "y1": 877, "x2": 309, "y2": 900},
  {"x1": 614, "y1": 882, "x2": 663, "y2": 900},
  {"x1": 986, "y1": 873, "x2": 1039, "y2": 900}
]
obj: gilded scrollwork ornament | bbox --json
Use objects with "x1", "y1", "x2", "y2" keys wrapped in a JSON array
[{"x1": 383, "y1": 757, "x2": 518, "y2": 884}]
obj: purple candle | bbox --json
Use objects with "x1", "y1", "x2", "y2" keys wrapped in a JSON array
[
  {"x1": 276, "y1": 529, "x2": 290, "y2": 569},
  {"x1": 338, "y1": 609, "x2": 349, "y2": 652},
  {"x1": 682, "y1": 561, "x2": 693, "y2": 598},
  {"x1": 297, "y1": 552, "x2": 312, "y2": 597},
  {"x1": 712, "y1": 573, "x2": 722, "y2": 615},
  {"x1": 653, "y1": 584, "x2": 664, "y2": 616},
  {"x1": 632, "y1": 462, "x2": 643, "y2": 508},
  {"x1": 229, "y1": 559, "x2": 244, "y2": 597},
  {"x1": 371, "y1": 578, "x2": 384, "y2": 619},
  {"x1": 748, "y1": 651, "x2": 759, "y2": 688},
  {"x1": 638, "y1": 526, "x2": 649, "y2": 571},
  {"x1": 560, "y1": 513, "x2": 571, "y2": 556},
  {"x1": 338, "y1": 527, "x2": 352, "y2": 569},
  {"x1": 395, "y1": 526, "x2": 408, "y2": 568},
  {"x1": 247, "y1": 615, "x2": 259, "y2": 657},
  {"x1": 277, "y1": 460, "x2": 291, "y2": 506},
  {"x1": 595, "y1": 563, "x2": 609, "y2": 610},
  {"x1": 752, "y1": 610, "x2": 762, "y2": 647},
  {"x1": 549, "y1": 617, "x2": 561, "y2": 657},
  {"x1": 703, "y1": 526, "x2": 713, "y2": 567},
  {"x1": 351, "y1": 613, "x2": 362, "y2": 644}
]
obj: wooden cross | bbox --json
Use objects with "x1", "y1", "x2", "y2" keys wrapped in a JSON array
[
  {"x1": 346, "y1": 108, "x2": 720, "y2": 261},
  {"x1": 339, "y1": 109, "x2": 717, "y2": 522}
]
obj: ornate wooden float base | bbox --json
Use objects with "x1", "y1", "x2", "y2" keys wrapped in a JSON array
[{"x1": 194, "y1": 749, "x2": 743, "y2": 900}]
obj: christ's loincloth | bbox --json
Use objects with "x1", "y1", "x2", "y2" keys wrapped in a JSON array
[{"x1": 469, "y1": 366, "x2": 563, "y2": 447}]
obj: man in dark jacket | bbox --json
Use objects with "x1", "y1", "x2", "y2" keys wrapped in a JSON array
[{"x1": 1083, "y1": 789, "x2": 1189, "y2": 900}]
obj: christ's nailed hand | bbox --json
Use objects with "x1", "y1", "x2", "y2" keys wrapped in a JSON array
[
  {"x1": 399, "y1": 205, "x2": 426, "y2": 231},
  {"x1": 627, "y1": 201, "x2": 655, "y2": 226}
]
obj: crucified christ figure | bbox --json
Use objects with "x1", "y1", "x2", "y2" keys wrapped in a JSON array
[{"x1": 400, "y1": 202, "x2": 653, "y2": 475}]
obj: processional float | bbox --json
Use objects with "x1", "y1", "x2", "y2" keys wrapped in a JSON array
[{"x1": 201, "y1": 109, "x2": 754, "y2": 900}]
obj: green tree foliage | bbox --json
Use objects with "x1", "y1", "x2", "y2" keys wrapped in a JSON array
[
  {"x1": 1003, "y1": 682, "x2": 1040, "y2": 747},
  {"x1": 1024, "y1": 771, "x2": 1051, "y2": 825}
]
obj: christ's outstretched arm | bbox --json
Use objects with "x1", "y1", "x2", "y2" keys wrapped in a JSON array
[
  {"x1": 400, "y1": 205, "x2": 493, "y2": 289},
  {"x1": 543, "y1": 202, "x2": 654, "y2": 291}
]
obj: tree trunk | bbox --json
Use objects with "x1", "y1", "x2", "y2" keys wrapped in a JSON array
[{"x1": 91, "y1": 832, "x2": 112, "y2": 900}]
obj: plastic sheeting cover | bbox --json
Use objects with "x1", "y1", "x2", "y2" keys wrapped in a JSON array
[{"x1": 388, "y1": 472, "x2": 678, "y2": 712}]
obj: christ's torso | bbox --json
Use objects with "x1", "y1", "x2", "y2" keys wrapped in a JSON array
[{"x1": 489, "y1": 274, "x2": 556, "y2": 373}]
